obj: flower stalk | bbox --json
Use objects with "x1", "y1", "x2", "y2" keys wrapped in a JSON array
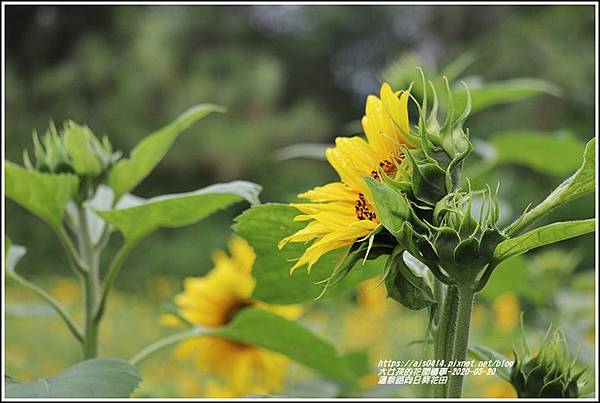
[
  {"x1": 432, "y1": 282, "x2": 458, "y2": 397},
  {"x1": 447, "y1": 283, "x2": 476, "y2": 397},
  {"x1": 75, "y1": 204, "x2": 100, "y2": 358},
  {"x1": 129, "y1": 326, "x2": 207, "y2": 367}
]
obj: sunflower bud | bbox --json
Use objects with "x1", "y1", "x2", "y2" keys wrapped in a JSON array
[
  {"x1": 511, "y1": 329, "x2": 586, "y2": 398},
  {"x1": 402, "y1": 186, "x2": 506, "y2": 286},
  {"x1": 23, "y1": 121, "x2": 120, "y2": 200},
  {"x1": 403, "y1": 74, "x2": 472, "y2": 206}
]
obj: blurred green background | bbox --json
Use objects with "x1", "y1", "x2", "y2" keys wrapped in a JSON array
[{"x1": 5, "y1": 4, "x2": 596, "y2": 398}]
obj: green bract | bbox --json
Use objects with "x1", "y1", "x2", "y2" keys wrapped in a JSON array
[
  {"x1": 403, "y1": 77, "x2": 472, "y2": 206},
  {"x1": 511, "y1": 329, "x2": 586, "y2": 398},
  {"x1": 413, "y1": 188, "x2": 506, "y2": 287},
  {"x1": 23, "y1": 121, "x2": 120, "y2": 200}
]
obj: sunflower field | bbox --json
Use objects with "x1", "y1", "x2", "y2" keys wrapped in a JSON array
[{"x1": 3, "y1": 4, "x2": 597, "y2": 399}]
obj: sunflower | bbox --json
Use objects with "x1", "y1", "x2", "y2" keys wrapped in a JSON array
[
  {"x1": 492, "y1": 293, "x2": 521, "y2": 333},
  {"x1": 279, "y1": 83, "x2": 413, "y2": 272},
  {"x1": 165, "y1": 236, "x2": 302, "y2": 397}
]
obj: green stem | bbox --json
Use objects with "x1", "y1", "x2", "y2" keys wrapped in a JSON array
[
  {"x1": 82, "y1": 274, "x2": 99, "y2": 358},
  {"x1": 129, "y1": 327, "x2": 207, "y2": 367},
  {"x1": 432, "y1": 281, "x2": 445, "y2": 398},
  {"x1": 7, "y1": 272, "x2": 83, "y2": 343},
  {"x1": 77, "y1": 205, "x2": 100, "y2": 359},
  {"x1": 94, "y1": 242, "x2": 135, "y2": 323},
  {"x1": 442, "y1": 286, "x2": 459, "y2": 366},
  {"x1": 56, "y1": 228, "x2": 87, "y2": 275},
  {"x1": 447, "y1": 284, "x2": 475, "y2": 398},
  {"x1": 433, "y1": 283, "x2": 458, "y2": 397}
]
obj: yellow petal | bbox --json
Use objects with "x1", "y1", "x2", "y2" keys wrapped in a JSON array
[{"x1": 380, "y1": 82, "x2": 410, "y2": 140}]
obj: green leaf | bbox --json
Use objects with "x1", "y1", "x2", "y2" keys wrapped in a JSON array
[
  {"x1": 453, "y1": 79, "x2": 561, "y2": 114},
  {"x1": 96, "y1": 181, "x2": 261, "y2": 244},
  {"x1": 551, "y1": 137, "x2": 596, "y2": 203},
  {"x1": 365, "y1": 176, "x2": 411, "y2": 235},
  {"x1": 385, "y1": 250, "x2": 435, "y2": 310},
  {"x1": 480, "y1": 255, "x2": 532, "y2": 301},
  {"x1": 504, "y1": 138, "x2": 595, "y2": 236},
  {"x1": 233, "y1": 204, "x2": 384, "y2": 304},
  {"x1": 5, "y1": 358, "x2": 141, "y2": 398},
  {"x1": 494, "y1": 219, "x2": 595, "y2": 263},
  {"x1": 107, "y1": 104, "x2": 225, "y2": 200},
  {"x1": 212, "y1": 307, "x2": 366, "y2": 383},
  {"x1": 440, "y1": 51, "x2": 475, "y2": 82},
  {"x1": 63, "y1": 122, "x2": 103, "y2": 176},
  {"x1": 468, "y1": 344, "x2": 512, "y2": 382},
  {"x1": 5, "y1": 162, "x2": 79, "y2": 229},
  {"x1": 489, "y1": 131, "x2": 585, "y2": 177}
]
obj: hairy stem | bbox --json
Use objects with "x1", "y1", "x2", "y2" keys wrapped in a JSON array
[
  {"x1": 442, "y1": 286, "x2": 459, "y2": 365},
  {"x1": 447, "y1": 284, "x2": 475, "y2": 398},
  {"x1": 433, "y1": 283, "x2": 458, "y2": 397}
]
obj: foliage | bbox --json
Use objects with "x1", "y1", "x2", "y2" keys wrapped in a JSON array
[
  {"x1": 4, "y1": 5, "x2": 596, "y2": 398},
  {"x1": 5, "y1": 358, "x2": 141, "y2": 398},
  {"x1": 245, "y1": 68, "x2": 594, "y2": 398},
  {"x1": 233, "y1": 203, "x2": 385, "y2": 304},
  {"x1": 5, "y1": 105, "x2": 261, "y2": 396}
]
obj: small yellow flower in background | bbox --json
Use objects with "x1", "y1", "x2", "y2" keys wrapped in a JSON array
[
  {"x1": 356, "y1": 276, "x2": 391, "y2": 317},
  {"x1": 585, "y1": 329, "x2": 595, "y2": 345},
  {"x1": 178, "y1": 374, "x2": 203, "y2": 397},
  {"x1": 279, "y1": 83, "x2": 413, "y2": 273},
  {"x1": 52, "y1": 278, "x2": 80, "y2": 305},
  {"x1": 492, "y1": 293, "x2": 521, "y2": 332},
  {"x1": 484, "y1": 380, "x2": 517, "y2": 398},
  {"x1": 342, "y1": 277, "x2": 395, "y2": 375},
  {"x1": 469, "y1": 370, "x2": 516, "y2": 398},
  {"x1": 158, "y1": 313, "x2": 181, "y2": 327},
  {"x1": 166, "y1": 236, "x2": 302, "y2": 397},
  {"x1": 471, "y1": 303, "x2": 486, "y2": 328},
  {"x1": 359, "y1": 373, "x2": 379, "y2": 389},
  {"x1": 203, "y1": 379, "x2": 271, "y2": 398}
]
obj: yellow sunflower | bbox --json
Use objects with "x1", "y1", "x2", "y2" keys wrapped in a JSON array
[
  {"x1": 279, "y1": 82, "x2": 413, "y2": 272},
  {"x1": 166, "y1": 236, "x2": 302, "y2": 397},
  {"x1": 492, "y1": 293, "x2": 521, "y2": 333}
]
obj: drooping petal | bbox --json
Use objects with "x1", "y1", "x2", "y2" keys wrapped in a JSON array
[{"x1": 280, "y1": 184, "x2": 378, "y2": 272}]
